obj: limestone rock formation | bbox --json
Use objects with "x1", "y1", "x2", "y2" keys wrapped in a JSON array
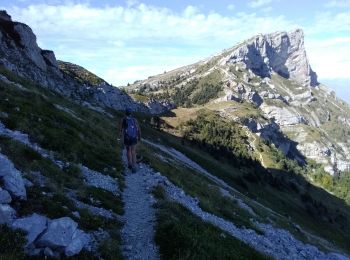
[
  {"x1": 221, "y1": 29, "x2": 318, "y2": 87},
  {"x1": 0, "y1": 10, "x2": 147, "y2": 113}
]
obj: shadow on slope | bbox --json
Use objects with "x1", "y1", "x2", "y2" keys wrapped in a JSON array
[{"x1": 136, "y1": 112, "x2": 350, "y2": 255}]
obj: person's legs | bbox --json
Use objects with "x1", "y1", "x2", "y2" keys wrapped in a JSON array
[
  {"x1": 131, "y1": 145, "x2": 137, "y2": 167},
  {"x1": 126, "y1": 146, "x2": 132, "y2": 168}
]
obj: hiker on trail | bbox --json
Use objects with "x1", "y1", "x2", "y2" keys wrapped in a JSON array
[{"x1": 120, "y1": 108, "x2": 141, "y2": 173}]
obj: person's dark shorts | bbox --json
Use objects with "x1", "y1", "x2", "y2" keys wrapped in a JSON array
[{"x1": 124, "y1": 137, "x2": 138, "y2": 147}]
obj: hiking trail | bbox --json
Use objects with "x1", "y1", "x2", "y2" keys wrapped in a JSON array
[{"x1": 120, "y1": 151, "x2": 160, "y2": 260}]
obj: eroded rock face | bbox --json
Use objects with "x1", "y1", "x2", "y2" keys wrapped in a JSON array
[
  {"x1": 146, "y1": 99, "x2": 177, "y2": 114},
  {"x1": 13, "y1": 23, "x2": 47, "y2": 71},
  {"x1": 223, "y1": 29, "x2": 318, "y2": 87},
  {"x1": 0, "y1": 10, "x2": 147, "y2": 114},
  {"x1": 0, "y1": 153, "x2": 27, "y2": 200},
  {"x1": 261, "y1": 104, "x2": 307, "y2": 126},
  {"x1": 41, "y1": 50, "x2": 58, "y2": 68}
]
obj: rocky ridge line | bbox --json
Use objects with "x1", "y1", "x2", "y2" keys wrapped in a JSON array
[{"x1": 220, "y1": 29, "x2": 318, "y2": 87}]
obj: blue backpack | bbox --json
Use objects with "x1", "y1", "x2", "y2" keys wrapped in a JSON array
[{"x1": 124, "y1": 116, "x2": 138, "y2": 140}]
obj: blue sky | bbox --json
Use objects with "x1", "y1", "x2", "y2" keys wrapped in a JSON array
[{"x1": 1, "y1": 0, "x2": 350, "y2": 101}]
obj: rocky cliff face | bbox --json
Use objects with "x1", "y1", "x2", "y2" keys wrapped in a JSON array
[
  {"x1": 128, "y1": 29, "x2": 350, "y2": 175},
  {"x1": 0, "y1": 11, "x2": 146, "y2": 113},
  {"x1": 221, "y1": 29, "x2": 318, "y2": 87}
]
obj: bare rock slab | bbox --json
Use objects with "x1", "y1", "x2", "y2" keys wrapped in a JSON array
[{"x1": 12, "y1": 213, "x2": 48, "y2": 246}]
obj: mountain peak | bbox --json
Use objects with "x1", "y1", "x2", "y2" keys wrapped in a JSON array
[
  {"x1": 0, "y1": 10, "x2": 11, "y2": 21},
  {"x1": 221, "y1": 29, "x2": 318, "y2": 87}
]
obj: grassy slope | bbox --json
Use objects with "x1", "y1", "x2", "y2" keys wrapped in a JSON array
[
  {"x1": 138, "y1": 111, "x2": 350, "y2": 255},
  {"x1": 0, "y1": 66, "x2": 124, "y2": 258},
  {"x1": 154, "y1": 199, "x2": 269, "y2": 260},
  {"x1": 2, "y1": 63, "x2": 350, "y2": 257}
]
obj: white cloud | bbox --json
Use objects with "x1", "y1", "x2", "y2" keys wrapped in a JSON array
[
  {"x1": 227, "y1": 4, "x2": 235, "y2": 10},
  {"x1": 325, "y1": 0, "x2": 350, "y2": 7},
  {"x1": 4, "y1": 2, "x2": 299, "y2": 86},
  {"x1": 306, "y1": 37, "x2": 350, "y2": 80},
  {"x1": 103, "y1": 64, "x2": 181, "y2": 86},
  {"x1": 3, "y1": 2, "x2": 349, "y2": 85},
  {"x1": 248, "y1": 0, "x2": 273, "y2": 8}
]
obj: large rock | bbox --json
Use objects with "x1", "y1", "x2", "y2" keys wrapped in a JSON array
[
  {"x1": 13, "y1": 23, "x2": 47, "y2": 71},
  {"x1": 0, "y1": 204, "x2": 16, "y2": 224},
  {"x1": 0, "y1": 188, "x2": 12, "y2": 204},
  {"x1": 222, "y1": 29, "x2": 318, "y2": 86},
  {"x1": 12, "y1": 213, "x2": 48, "y2": 246},
  {"x1": 41, "y1": 50, "x2": 58, "y2": 68},
  {"x1": 35, "y1": 217, "x2": 89, "y2": 256},
  {"x1": 0, "y1": 153, "x2": 26, "y2": 200},
  {"x1": 261, "y1": 105, "x2": 306, "y2": 126},
  {"x1": 65, "y1": 229, "x2": 90, "y2": 257},
  {"x1": 36, "y1": 217, "x2": 78, "y2": 248}
]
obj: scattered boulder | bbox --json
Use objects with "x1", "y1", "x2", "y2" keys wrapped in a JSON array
[
  {"x1": 65, "y1": 229, "x2": 90, "y2": 257},
  {"x1": 36, "y1": 217, "x2": 78, "y2": 248},
  {"x1": 12, "y1": 213, "x2": 48, "y2": 246},
  {"x1": 0, "y1": 204, "x2": 16, "y2": 224},
  {"x1": 0, "y1": 188, "x2": 12, "y2": 203},
  {"x1": 35, "y1": 217, "x2": 90, "y2": 256},
  {"x1": 0, "y1": 153, "x2": 26, "y2": 200}
]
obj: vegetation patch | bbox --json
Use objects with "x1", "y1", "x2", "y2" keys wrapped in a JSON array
[
  {"x1": 155, "y1": 201, "x2": 269, "y2": 260},
  {"x1": 0, "y1": 225, "x2": 27, "y2": 260},
  {"x1": 0, "y1": 67, "x2": 123, "y2": 179},
  {"x1": 58, "y1": 61, "x2": 105, "y2": 86},
  {"x1": 77, "y1": 187, "x2": 123, "y2": 215}
]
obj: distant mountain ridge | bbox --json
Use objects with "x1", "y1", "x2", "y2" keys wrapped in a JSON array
[{"x1": 127, "y1": 29, "x2": 350, "y2": 175}]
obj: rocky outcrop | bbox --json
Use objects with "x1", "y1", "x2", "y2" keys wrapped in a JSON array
[
  {"x1": 0, "y1": 204, "x2": 16, "y2": 224},
  {"x1": 146, "y1": 99, "x2": 177, "y2": 114},
  {"x1": 222, "y1": 29, "x2": 318, "y2": 87},
  {"x1": 223, "y1": 83, "x2": 263, "y2": 107},
  {"x1": 12, "y1": 214, "x2": 90, "y2": 257},
  {"x1": 0, "y1": 153, "x2": 26, "y2": 200},
  {"x1": 0, "y1": 10, "x2": 147, "y2": 113},
  {"x1": 37, "y1": 217, "x2": 79, "y2": 249},
  {"x1": 261, "y1": 104, "x2": 307, "y2": 126},
  {"x1": 0, "y1": 10, "x2": 11, "y2": 21}
]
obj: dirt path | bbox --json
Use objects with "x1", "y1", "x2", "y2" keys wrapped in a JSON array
[{"x1": 120, "y1": 151, "x2": 160, "y2": 260}]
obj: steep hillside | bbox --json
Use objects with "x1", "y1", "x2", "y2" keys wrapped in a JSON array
[
  {"x1": 1, "y1": 9, "x2": 350, "y2": 260},
  {"x1": 127, "y1": 29, "x2": 350, "y2": 177}
]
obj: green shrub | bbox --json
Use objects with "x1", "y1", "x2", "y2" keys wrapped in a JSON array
[{"x1": 0, "y1": 225, "x2": 26, "y2": 259}]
